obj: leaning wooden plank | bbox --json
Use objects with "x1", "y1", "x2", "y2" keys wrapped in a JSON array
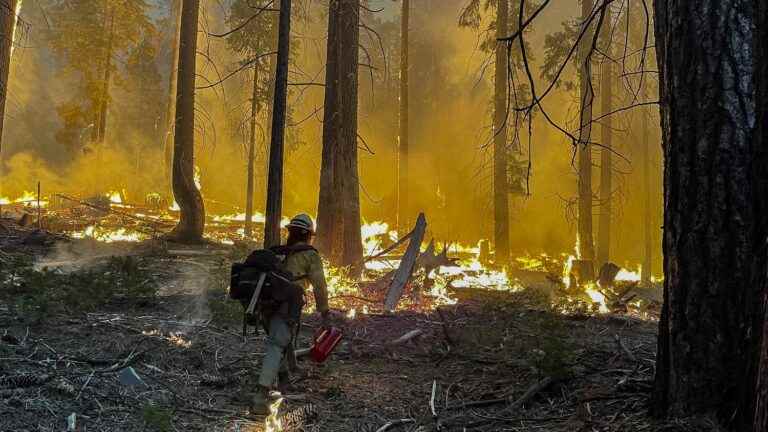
[{"x1": 383, "y1": 213, "x2": 427, "y2": 311}]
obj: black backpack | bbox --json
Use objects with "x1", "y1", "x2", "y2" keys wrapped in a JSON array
[{"x1": 229, "y1": 245, "x2": 315, "y2": 335}]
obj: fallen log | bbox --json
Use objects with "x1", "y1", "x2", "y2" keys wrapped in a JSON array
[{"x1": 384, "y1": 213, "x2": 427, "y2": 311}]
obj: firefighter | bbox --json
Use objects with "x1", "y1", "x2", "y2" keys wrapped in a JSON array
[{"x1": 251, "y1": 213, "x2": 331, "y2": 415}]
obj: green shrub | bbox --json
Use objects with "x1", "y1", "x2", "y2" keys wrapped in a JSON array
[{"x1": 2, "y1": 256, "x2": 160, "y2": 323}]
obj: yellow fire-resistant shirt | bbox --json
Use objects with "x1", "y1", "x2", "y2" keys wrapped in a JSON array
[{"x1": 281, "y1": 246, "x2": 329, "y2": 314}]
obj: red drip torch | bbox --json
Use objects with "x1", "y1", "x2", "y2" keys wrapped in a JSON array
[{"x1": 310, "y1": 327, "x2": 343, "y2": 363}]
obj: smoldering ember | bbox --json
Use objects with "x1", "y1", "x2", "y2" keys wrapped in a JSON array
[{"x1": 0, "y1": 0, "x2": 766, "y2": 431}]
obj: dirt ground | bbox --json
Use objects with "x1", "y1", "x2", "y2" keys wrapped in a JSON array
[{"x1": 0, "y1": 235, "x2": 712, "y2": 432}]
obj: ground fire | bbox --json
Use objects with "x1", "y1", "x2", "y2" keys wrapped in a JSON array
[{"x1": 1, "y1": 0, "x2": 767, "y2": 431}]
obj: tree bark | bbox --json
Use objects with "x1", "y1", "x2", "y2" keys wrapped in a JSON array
[
  {"x1": 577, "y1": 0, "x2": 595, "y2": 264},
  {"x1": 493, "y1": 0, "x2": 510, "y2": 267},
  {"x1": 164, "y1": 0, "x2": 182, "y2": 194},
  {"x1": 596, "y1": 9, "x2": 612, "y2": 268},
  {"x1": 168, "y1": 0, "x2": 205, "y2": 243},
  {"x1": 263, "y1": 0, "x2": 292, "y2": 248},
  {"x1": 316, "y1": 0, "x2": 362, "y2": 275},
  {"x1": 753, "y1": 0, "x2": 768, "y2": 430},
  {"x1": 397, "y1": 0, "x2": 409, "y2": 232},
  {"x1": 244, "y1": 57, "x2": 259, "y2": 239},
  {"x1": 652, "y1": 1, "x2": 766, "y2": 429}
]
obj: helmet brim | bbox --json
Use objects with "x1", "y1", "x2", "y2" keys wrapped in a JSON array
[{"x1": 285, "y1": 223, "x2": 315, "y2": 234}]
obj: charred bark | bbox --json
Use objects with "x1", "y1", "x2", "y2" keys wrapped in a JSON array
[
  {"x1": 316, "y1": 0, "x2": 362, "y2": 275},
  {"x1": 493, "y1": 0, "x2": 510, "y2": 267},
  {"x1": 577, "y1": 0, "x2": 595, "y2": 264},
  {"x1": 652, "y1": 1, "x2": 766, "y2": 429},
  {"x1": 0, "y1": 0, "x2": 16, "y2": 152},
  {"x1": 397, "y1": 0, "x2": 409, "y2": 232},
  {"x1": 168, "y1": 0, "x2": 205, "y2": 243},
  {"x1": 754, "y1": 0, "x2": 768, "y2": 430},
  {"x1": 263, "y1": 0, "x2": 292, "y2": 248}
]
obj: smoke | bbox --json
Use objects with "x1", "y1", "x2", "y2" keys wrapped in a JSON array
[{"x1": 3, "y1": 0, "x2": 664, "y2": 274}]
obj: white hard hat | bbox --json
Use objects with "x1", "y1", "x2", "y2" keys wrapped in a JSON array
[{"x1": 285, "y1": 213, "x2": 315, "y2": 233}]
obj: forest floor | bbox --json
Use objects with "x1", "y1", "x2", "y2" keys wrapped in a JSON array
[{"x1": 0, "y1": 227, "x2": 717, "y2": 432}]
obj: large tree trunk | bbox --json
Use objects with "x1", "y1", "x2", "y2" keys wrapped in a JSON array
[
  {"x1": 493, "y1": 0, "x2": 510, "y2": 267},
  {"x1": 397, "y1": 0, "x2": 409, "y2": 232},
  {"x1": 0, "y1": 0, "x2": 17, "y2": 152},
  {"x1": 263, "y1": 0, "x2": 292, "y2": 248},
  {"x1": 94, "y1": 5, "x2": 114, "y2": 145},
  {"x1": 244, "y1": 58, "x2": 259, "y2": 239},
  {"x1": 754, "y1": 1, "x2": 768, "y2": 430},
  {"x1": 652, "y1": 1, "x2": 766, "y2": 429},
  {"x1": 316, "y1": 0, "x2": 362, "y2": 275},
  {"x1": 168, "y1": 0, "x2": 205, "y2": 243},
  {"x1": 596, "y1": 9, "x2": 612, "y2": 268},
  {"x1": 164, "y1": 0, "x2": 182, "y2": 194},
  {"x1": 577, "y1": 0, "x2": 595, "y2": 264}
]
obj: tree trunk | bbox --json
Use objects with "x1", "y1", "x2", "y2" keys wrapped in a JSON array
[
  {"x1": 94, "y1": 5, "x2": 114, "y2": 145},
  {"x1": 652, "y1": 1, "x2": 766, "y2": 429},
  {"x1": 316, "y1": 0, "x2": 362, "y2": 275},
  {"x1": 263, "y1": 0, "x2": 292, "y2": 248},
  {"x1": 168, "y1": 0, "x2": 205, "y2": 243},
  {"x1": 316, "y1": 0, "x2": 341, "y2": 258},
  {"x1": 577, "y1": 0, "x2": 595, "y2": 264},
  {"x1": 164, "y1": 0, "x2": 182, "y2": 194},
  {"x1": 753, "y1": 1, "x2": 768, "y2": 430},
  {"x1": 596, "y1": 10, "x2": 612, "y2": 268},
  {"x1": 493, "y1": 0, "x2": 509, "y2": 267},
  {"x1": 397, "y1": 0, "x2": 409, "y2": 232},
  {"x1": 244, "y1": 58, "x2": 259, "y2": 239},
  {"x1": 641, "y1": 98, "x2": 652, "y2": 285},
  {"x1": 0, "y1": 0, "x2": 17, "y2": 152}
]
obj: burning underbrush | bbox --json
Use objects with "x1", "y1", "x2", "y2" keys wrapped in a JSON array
[{"x1": 0, "y1": 190, "x2": 662, "y2": 321}]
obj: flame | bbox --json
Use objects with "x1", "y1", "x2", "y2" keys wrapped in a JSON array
[
  {"x1": 616, "y1": 267, "x2": 642, "y2": 282},
  {"x1": 0, "y1": 191, "x2": 49, "y2": 208},
  {"x1": 562, "y1": 254, "x2": 576, "y2": 289},
  {"x1": 71, "y1": 226, "x2": 145, "y2": 243},
  {"x1": 107, "y1": 191, "x2": 122, "y2": 204},
  {"x1": 584, "y1": 284, "x2": 610, "y2": 314},
  {"x1": 361, "y1": 221, "x2": 391, "y2": 255}
]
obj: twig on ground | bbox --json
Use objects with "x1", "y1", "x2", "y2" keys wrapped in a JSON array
[{"x1": 374, "y1": 418, "x2": 415, "y2": 432}]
